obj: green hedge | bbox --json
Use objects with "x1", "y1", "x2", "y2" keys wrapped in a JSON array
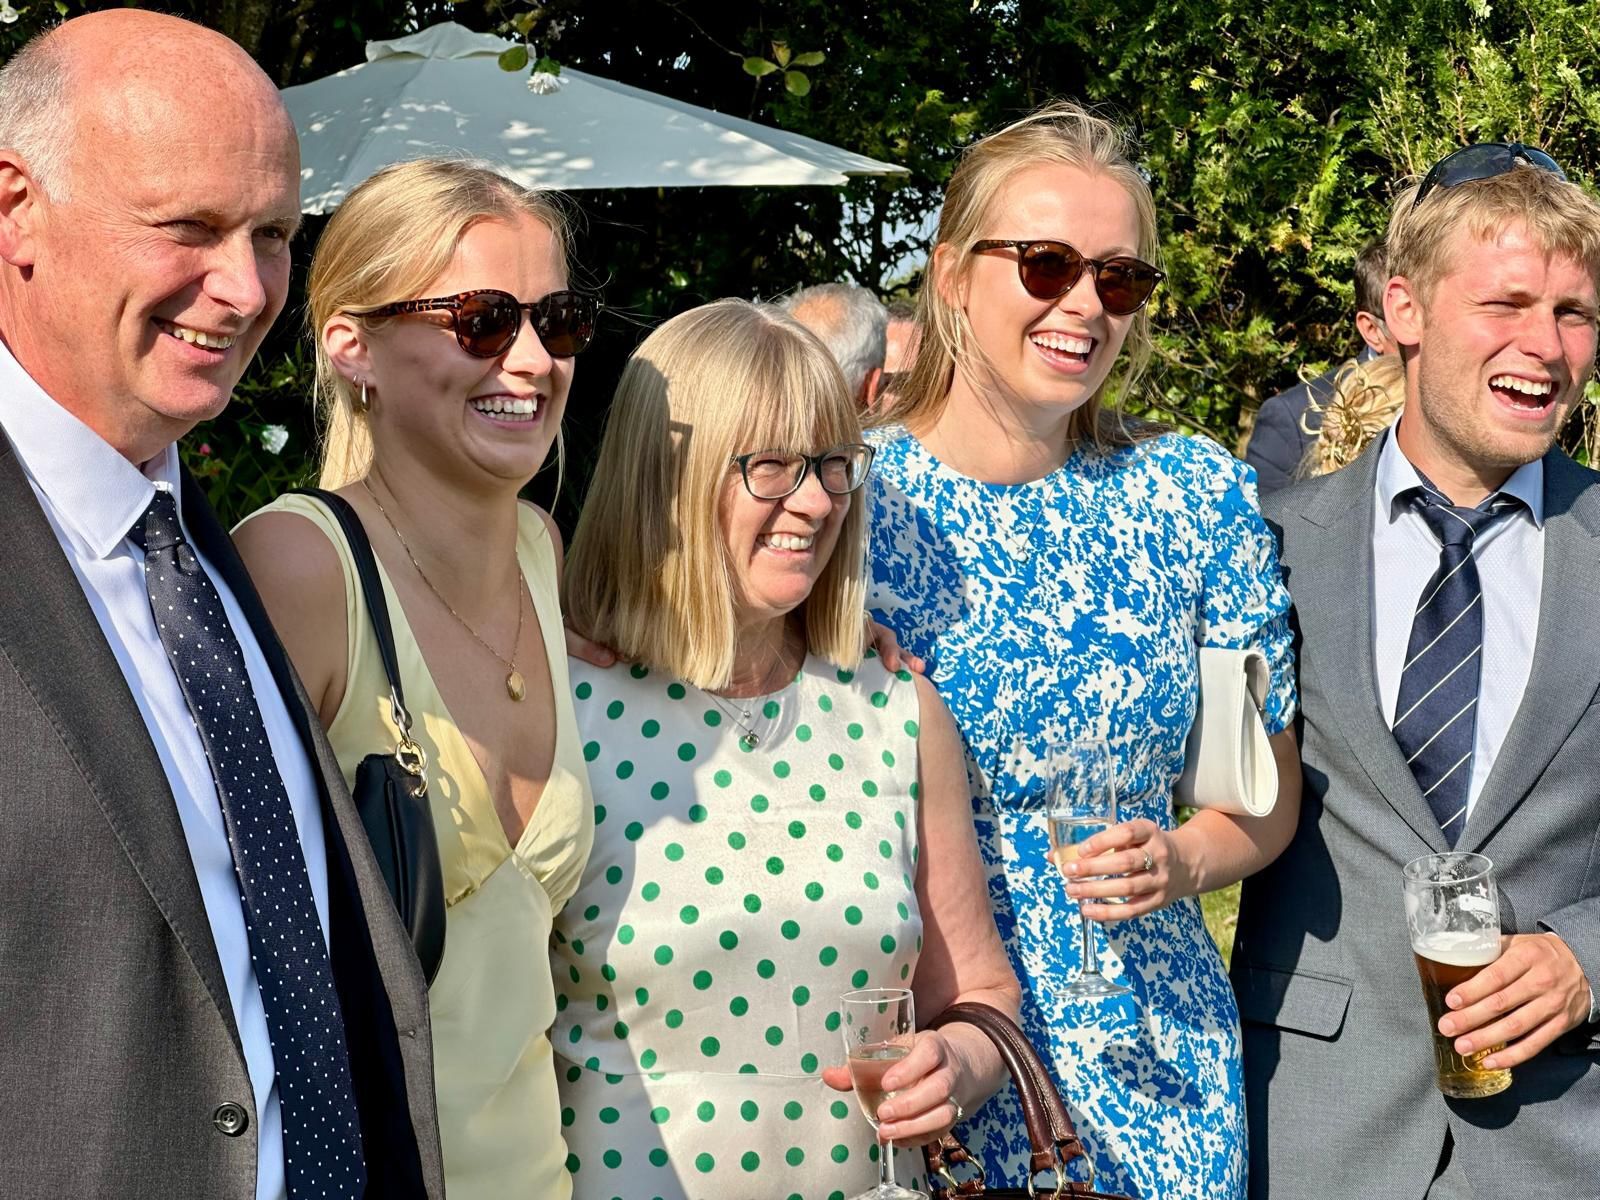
[{"x1": 9, "y1": 0, "x2": 1600, "y2": 526}]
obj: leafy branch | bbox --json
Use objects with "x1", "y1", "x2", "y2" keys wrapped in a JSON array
[{"x1": 741, "y1": 40, "x2": 825, "y2": 96}]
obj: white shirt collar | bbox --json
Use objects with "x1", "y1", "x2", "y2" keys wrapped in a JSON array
[
  {"x1": 0, "y1": 335, "x2": 181, "y2": 559},
  {"x1": 1375, "y1": 424, "x2": 1545, "y2": 529}
]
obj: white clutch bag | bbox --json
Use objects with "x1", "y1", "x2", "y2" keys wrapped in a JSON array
[{"x1": 1175, "y1": 646, "x2": 1278, "y2": 817}]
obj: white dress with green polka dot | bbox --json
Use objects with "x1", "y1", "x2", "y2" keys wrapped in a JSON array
[{"x1": 554, "y1": 653, "x2": 926, "y2": 1200}]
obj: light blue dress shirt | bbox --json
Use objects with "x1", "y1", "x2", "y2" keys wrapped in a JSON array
[{"x1": 1371, "y1": 428, "x2": 1544, "y2": 819}]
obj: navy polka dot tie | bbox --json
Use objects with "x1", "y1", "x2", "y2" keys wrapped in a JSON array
[
  {"x1": 1391, "y1": 480, "x2": 1521, "y2": 847},
  {"x1": 130, "y1": 490, "x2": 367, "y2": 1198}
]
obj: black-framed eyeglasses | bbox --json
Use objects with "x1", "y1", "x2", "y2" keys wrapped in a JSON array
[
  {"x1": 357, "y1": 288, "x2": 599, "y2": 358},
  {"x1": 729, "y1": 443, "x2": 876, "y2": 500},
  {"x1": 1412, "y1": 142, "x2": 1568, "y2": 210},
  {"x1": 970, "y1": 239, "x2": 1164, "y2": 315}
]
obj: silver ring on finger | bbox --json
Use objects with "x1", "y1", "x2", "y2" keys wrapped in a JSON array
[
  {"x1": 949, "y1": 1098, "x2": 964, "y2": 1124},
  {"x1": 1140, "y1": 848, "x2": 1154, "y2": 873}
]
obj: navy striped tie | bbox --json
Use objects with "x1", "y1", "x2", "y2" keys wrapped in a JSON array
[{"x1": 1391, "y1": 482, "x2": 1521, "y2": 846}]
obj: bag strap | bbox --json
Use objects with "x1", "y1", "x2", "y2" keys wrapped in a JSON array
[
  {"x1": 287, "y1": 488, "x2": 426, "y2": 787},
  {"x1": 924, "y1": 1001, "x2": 1098, "y2": 1196}
]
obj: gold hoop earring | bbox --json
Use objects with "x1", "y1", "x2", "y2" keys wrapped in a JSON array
[{"x1": 353, "y1": 379, "x2": 370, "y2": 414}]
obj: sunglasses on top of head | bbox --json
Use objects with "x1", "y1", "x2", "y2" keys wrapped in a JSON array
[
  {"x1": 970, "y1": 239, "x2": 1164, "y2": 316},
  {"x1": 360, "y1": 288, "x2": 599, "y2": 358},
  {"x1": 1411, "y1": 142, "x2": 1568, "y2": 211}
]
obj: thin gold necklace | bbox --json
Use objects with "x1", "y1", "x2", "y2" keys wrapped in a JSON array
[{"x1": 360, "y1": 476, "x2": 528, "y2": 702}]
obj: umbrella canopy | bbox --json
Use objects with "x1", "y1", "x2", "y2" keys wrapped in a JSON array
[{"x1": 284, "y1": 22, "x2": 907, "y2": 214}]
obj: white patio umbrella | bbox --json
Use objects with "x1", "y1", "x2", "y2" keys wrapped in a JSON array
[{"x1": 283, "y1": 22, "x2": 908, "y2": 214}]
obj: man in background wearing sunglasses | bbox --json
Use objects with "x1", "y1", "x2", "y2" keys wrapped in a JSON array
[
  {"x1": 1245, "y1": 239, "x2": 1397, "y2": 493},
  {"x1": 1234, "y1": 143, "x2": 1600, "y2": 1198},
  {"x1": 0, "y1": 12, "x2": 440, "y2": 1198}
]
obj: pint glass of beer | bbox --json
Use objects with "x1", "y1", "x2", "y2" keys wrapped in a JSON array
[{"x1": 1402, "y1": 852, "x2": 1511, "y2": 1099}]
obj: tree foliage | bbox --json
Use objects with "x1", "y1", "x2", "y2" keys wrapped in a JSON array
[{"x1": 5, "y1": 0, "x2": 1600, "y2": 521}]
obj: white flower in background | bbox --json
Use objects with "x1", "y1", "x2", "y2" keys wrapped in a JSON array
[
  {"x1": 546, "y1": 19, "x2": 567, "y2": 38},
  {"x1": 0, "y1": 4, "x2": 20, "y2": 25},
  {"x1": 260, "y1": 424, "x2": 289, "y2": 455},
  {"x1": 527, "y1": 70, "x2": 564, "y2": 95}
]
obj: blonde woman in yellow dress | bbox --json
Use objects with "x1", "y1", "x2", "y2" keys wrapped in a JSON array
[{"x1": 235, "y1": 159, "x2": 596, "y2": 1198}]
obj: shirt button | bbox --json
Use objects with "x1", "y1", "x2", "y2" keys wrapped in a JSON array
[{"x1": 212, "y1": 1102, "x2": 250, "y2": 1136}]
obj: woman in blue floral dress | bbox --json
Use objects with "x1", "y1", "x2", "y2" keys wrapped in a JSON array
[{"x1": 866, "y1": 103, "x2": 1302, "y2": 1199}]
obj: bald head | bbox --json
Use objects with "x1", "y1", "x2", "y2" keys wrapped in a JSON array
[
  {"x1": 780, "y1": 283, "x2": 887, "y2": 405},
  {"x1": 0, "y1": 11, "x2": 293, "y2": 200},
  {"x1": 0, "y1": 10, "x2": 302, "y2": 462},
  {"x1": 58, "y1": 9, "x2": 285, "y2": 102}
]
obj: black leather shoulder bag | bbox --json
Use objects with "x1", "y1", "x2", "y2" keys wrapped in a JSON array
[{"x1": 290, "y1": 488, "x2": 446, "y2": 984}]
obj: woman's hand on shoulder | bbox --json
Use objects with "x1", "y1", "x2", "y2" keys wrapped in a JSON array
[
  {"x1": 232, "y1": 508, "x2": 350, "y2": 726},
  {"x1": 821, "y1": 1029, "x2": 965, "y2": 1147},
  {"x1": 565, "y1": 625, "x2": 621, "y2": 668},
  {"x1": 867, "y1": 616, "x2": 925, "y2": 675}
]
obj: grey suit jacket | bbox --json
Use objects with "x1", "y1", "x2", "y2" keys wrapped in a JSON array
[
  {"x1": 0, "y1": 438, "x2": 445, "y2": 1199},
  {"x1": 1232, "y1": 440, "x2": 1600, "y2": 1199}
]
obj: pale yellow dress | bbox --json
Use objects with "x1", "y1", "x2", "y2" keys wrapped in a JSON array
[{"x1": 246, "y1": 495, "x2": 594, "y2": 1200}]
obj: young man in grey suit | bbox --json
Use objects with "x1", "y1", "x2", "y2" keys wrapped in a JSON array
[
  {"x1": 1234, "y1": 146, "x2": 1600, "y2": 1198},
  {"x1": 0, "y1": 12, "x2": 442, "y2": 1198}
]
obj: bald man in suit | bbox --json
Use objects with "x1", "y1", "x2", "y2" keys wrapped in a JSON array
[{"x1": 0, "y1": 13, "x2": 441, "y2": 1197}]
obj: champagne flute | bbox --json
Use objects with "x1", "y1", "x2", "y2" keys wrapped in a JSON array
[
  {"x1": 839, "y1": 987, "x2": 926, "y2": 1200},
  {"x1": 1047, "y1": 739, "x2": 1131, "y2": 998}
]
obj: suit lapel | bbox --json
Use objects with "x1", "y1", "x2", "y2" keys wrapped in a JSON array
[
  {"x1": 0, "y1": 438, "x2": 239, "y2": 1044},
  {"x1": 1289, "y1": 444, "x2": 1450, "y2": 851},
  {"x1": 1461, "y1": 451, "x2": 1600, "y2": 851}
]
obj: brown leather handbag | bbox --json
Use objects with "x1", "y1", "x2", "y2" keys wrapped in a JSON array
[{"x1": 921, "y1": 1003, "x2": 1132, "y2": 1199}]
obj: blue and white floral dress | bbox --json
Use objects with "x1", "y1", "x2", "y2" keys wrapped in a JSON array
[{"x1": 866, "y1": 427, "x2": 1295, "y2": 1200}]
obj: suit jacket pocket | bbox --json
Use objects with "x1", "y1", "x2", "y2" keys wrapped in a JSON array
[{"x1": 1233, "y1": 961, "x2": 1353, "y2": 1040}]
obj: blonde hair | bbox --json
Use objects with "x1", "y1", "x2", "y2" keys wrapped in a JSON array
[
  {"x1": 564, "y1": 299, "x2": 868, "y2": 688},
  {"x1": 879, "y1": 99, "x2": 1162, "y2": 448},
  {"x1": 1298, "y1": 355, "x2": 1406, "y2": 479},
  {"x1": 1387, "y1": 162, "x2": 1600, "y2": 304},
  {"x1": 306, "y1": 158, "x2": 573, "y2": 487}
]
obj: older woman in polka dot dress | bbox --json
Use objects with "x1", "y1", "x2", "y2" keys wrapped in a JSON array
[{"x1": 554, "y1": 300, "x2": 1020, "y2": 1200}]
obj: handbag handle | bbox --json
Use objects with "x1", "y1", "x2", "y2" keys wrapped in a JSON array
[
  {"x1": 288, "y1": 488, "x2": 427, "y2": 792},
  {"x1": 922, "y1": 1002, "x2": 1099, "y2": 1196}
]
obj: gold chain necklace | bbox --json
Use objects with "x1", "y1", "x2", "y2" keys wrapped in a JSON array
[{"x1": 360, "y1": 476, "x2": 527, "y2": 702}]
